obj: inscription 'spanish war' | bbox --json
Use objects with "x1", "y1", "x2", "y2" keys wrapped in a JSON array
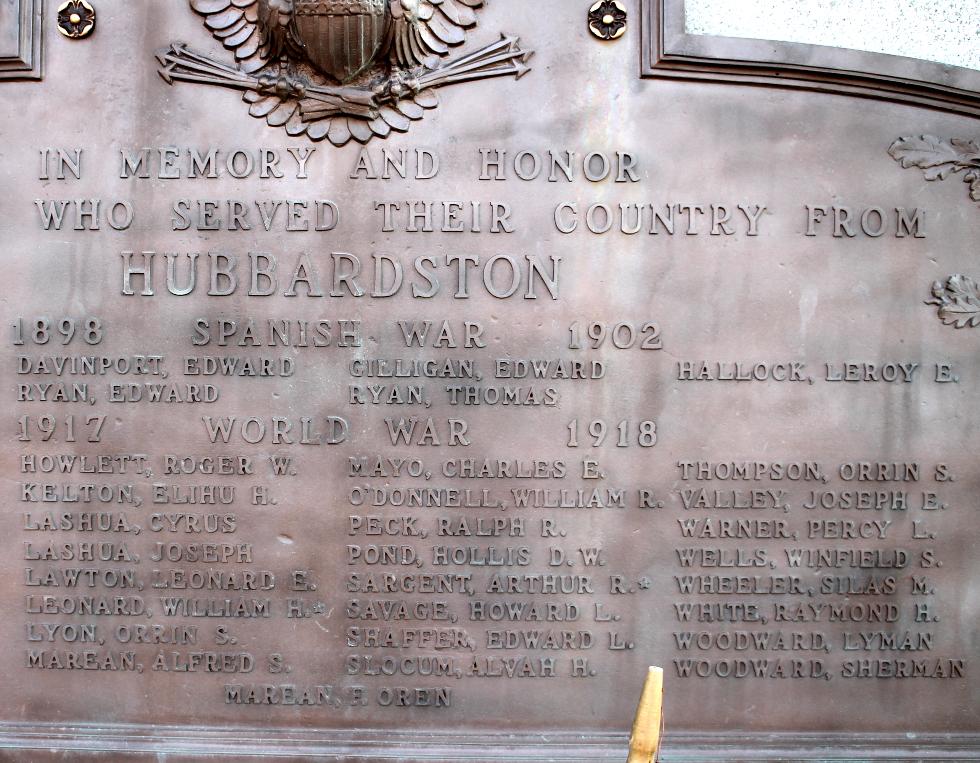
[{"x1": 0, "y1": 0, "x2": 977, "y2": 760}]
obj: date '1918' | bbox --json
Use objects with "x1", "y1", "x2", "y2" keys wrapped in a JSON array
[{"x1": 567, "y1": 419, "x2": 658, "y2": 448}]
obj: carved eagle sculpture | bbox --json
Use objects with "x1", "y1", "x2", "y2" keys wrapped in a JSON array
[{"x1": 158, "y1": 0, "x2": 531, "y2": 145}]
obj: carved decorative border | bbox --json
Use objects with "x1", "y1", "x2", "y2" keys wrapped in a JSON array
[
  {"x1": 0, "y1": 0, "x2": 43, "y2": 80},
  {"x1": 640, "y1": 0, "x2": 980, "y2": 117},
  {"x1": 0, "y1": 724, "x2": 976, "y2": 760}
]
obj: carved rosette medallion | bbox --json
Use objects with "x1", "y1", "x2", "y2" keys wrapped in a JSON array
[
  {"x1": 57, "y1": 0, "x2": 95, "y2": 39},
  {"x1": 588, "y1": 0, "x2": 627, "y2": 40},
  {"x1": 156, "y1": 0, "x2": 533, "y2": 146}
]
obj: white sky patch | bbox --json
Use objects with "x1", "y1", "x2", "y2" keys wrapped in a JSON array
[{"x1": 686, "y1": 0, "x2": 980, "y2": 71}]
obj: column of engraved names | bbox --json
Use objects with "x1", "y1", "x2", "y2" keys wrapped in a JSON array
[
  {"x1": 17, "y1": 309, "x2": 152, "y2": 674},
  {"x1": 342, "y1": 336, "x2": 664, "y2": 702},
  {"x1": 15, "y1": 315, "x2": 289, "y2": 682},
  {"x1": 670, "y1": 459, "x2": 967, "y2": 682}
]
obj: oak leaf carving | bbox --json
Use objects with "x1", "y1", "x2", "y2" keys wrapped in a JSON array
[
  {"x1": 889, "y1": 135, "x2": 980, "y2": 202},
  {"x1": 926, "y1": 275, "x2": 980, "y2": 329}
]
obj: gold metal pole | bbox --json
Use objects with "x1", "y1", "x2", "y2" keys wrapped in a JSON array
[{"x1": 626, "y1": 666, "x2": 664, "y2": 763}]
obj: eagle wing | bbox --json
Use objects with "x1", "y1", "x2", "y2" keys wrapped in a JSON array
[
  {"x1": 387, "y1": 0, "x2": 484, "y2": 70},
  {"x1": 188, "y1": 0, "x2": 299, "y2": 73}
]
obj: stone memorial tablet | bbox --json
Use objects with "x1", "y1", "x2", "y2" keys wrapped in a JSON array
[{"x1": 0, "y1": 0, "x2": 977, "y2": 759}]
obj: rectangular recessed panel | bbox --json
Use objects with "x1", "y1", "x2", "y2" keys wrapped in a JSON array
[
  {"x1": 0, "y1": 0, "x2": 25, "y2": 60},
  {"x1": 0, "y1": 0, "x2": 41, "y2": 80}
]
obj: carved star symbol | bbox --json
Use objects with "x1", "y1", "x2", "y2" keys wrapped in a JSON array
[
  {"x1": 637, "y1": 577, "x2": 652, "y2": 590},
  {"x1": 310, "y1": 602, "x2": 326, "y2": 615}
]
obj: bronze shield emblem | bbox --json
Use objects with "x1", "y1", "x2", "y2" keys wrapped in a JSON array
[{"x1": 294, "y1": 0, "x2": 388, "y2": 83}]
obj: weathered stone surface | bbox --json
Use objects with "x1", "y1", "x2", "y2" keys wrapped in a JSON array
[{"x1": 0, "y1": 1, "x2": 977, "y2": 759}]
